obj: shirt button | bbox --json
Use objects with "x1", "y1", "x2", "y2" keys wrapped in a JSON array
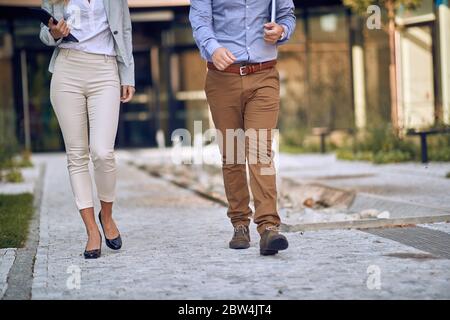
[{"x1": 113, "y1": 31, "x2": 119, "y2": 35}]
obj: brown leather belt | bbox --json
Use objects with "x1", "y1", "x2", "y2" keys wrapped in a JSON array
[{"x1": 207, "y1": 60, "x2": 277, "y2": 76}]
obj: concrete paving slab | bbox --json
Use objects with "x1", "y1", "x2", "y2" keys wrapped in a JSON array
[
  {"x1": 29, "y1": 153, "x2": 450, "y2": 299},
  {"x1": 0, "y1": 249, "x2": 16, "y2": 299},
  {"x1": 365, "y1": 226, "x2": 450, "y2": 259}
]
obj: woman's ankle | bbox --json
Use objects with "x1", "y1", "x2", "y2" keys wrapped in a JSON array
[
  {"x1": 100, "y1": 201, "x2": 113, "y2": 217},
  {"x1": 86, "y1": 227, "x2": 100, "y2": 237}
]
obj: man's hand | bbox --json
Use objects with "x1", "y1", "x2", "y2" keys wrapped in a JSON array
[
  {"x1": 212, "y1": 47, "x2": 236, "y2": 71},
  {"x1": 48, "y1": 18, "x2": 70, "y2": 40},
  {"x1": 121, "y1": 86, "x2": 136, "y2": 103},
  {"x1": 264, "y1": 22, "x2": 285, "y2": 44}
]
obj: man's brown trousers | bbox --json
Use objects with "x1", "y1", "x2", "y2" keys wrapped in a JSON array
[{"x1": 205, "y1": 66, "x2": 281, "y2": 235}]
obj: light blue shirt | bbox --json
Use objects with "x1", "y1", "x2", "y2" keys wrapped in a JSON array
[{"x1": 189, "y1": 0, "x2": 296, "y2": 63}]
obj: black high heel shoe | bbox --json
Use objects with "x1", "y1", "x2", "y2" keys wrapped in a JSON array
[
  {"x1": 99, "y1": 211, "x2": 122, "y2": 250},
  {"x1": 84, "y1": 232, "x2": 102, "y2": 259}
]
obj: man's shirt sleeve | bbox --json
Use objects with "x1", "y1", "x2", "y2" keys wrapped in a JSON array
[
  {"x1": 189, "y1": 0, "x2": 222, "y2": 60},
  {"x1": 276, "y1": 0, "x2": 296, "y2": 44}
]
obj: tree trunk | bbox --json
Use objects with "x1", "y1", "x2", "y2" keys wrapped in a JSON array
[{"x1": 386, "y1": 0, "x2": 399, "y2": 134}]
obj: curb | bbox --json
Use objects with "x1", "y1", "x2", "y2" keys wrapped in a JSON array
[
  {"x1": 282, "y1": 215, "x2": 450, "y2": 232},
  {"x1": 281, "y1": 179, "x2": 450, "y2": 232}
]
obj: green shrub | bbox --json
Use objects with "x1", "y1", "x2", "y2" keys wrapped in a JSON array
[
  {"x1": 18, "y1": 150, "x2": 34, "y2": 168},
  {"x1": 0, "y1": 140, "x2": 19, "y2": 168},
  {"x1": 5, "y1": 169, "x2": 24, "y2": 183},
  {"x1": 429, "y1": 148, "x2": 450, "y2": 162},
  {"x1": 280, "y1": 141, "x2": 336, "y2": 154},
  {"x1": 356, "y1": 125, "x2": 416, "y2": 156},
  {"x1": 446, "y1": 172, "x2": 450, "y2": 179},
  {"x1": 280, "y1": 126, "x2": 339, "y2": 154},
  {"x1": 336, "y1": 149, "x2": 373, "y2": 162},
  {"x1": 372, "y1": 150, "x2": 414, "y2": 164},
  {"x1": 279, "y1": 144, "x2": 305, "y2": 154},
  {"x1": 428, "y1": 135, "x2": 450, "y2": 162},
  {"x1": 0, "y1": 141, "x2": 32, "y2": 183},
  {"x1": 282, "y1": 124, "x2": 450, "y2": 164},
  {"x1": 336, "y1": 125, "x2": 416, "y2": 163},
  {"x1": 281, "y1": 128, "x2": 306, "y2": 147}
]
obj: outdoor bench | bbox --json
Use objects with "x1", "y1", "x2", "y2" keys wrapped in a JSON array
[{"x1": 406, "y1": 127, "x2": 450, "y2": 163}]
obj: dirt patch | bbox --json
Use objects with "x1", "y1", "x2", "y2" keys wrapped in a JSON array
[{"x1": 383, "y1": 252, "x2": 439, "y2": 260}]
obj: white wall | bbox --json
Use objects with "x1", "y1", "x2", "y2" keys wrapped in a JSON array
[
  {"x1": 439, "y1": 3, "x2": 450, "y2": 125},
  {"x1": 398, "y1": 25, "x2": 435, "y2": 129}
]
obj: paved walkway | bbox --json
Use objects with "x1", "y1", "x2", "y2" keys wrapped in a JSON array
[
  {"x1": 29, "y1": 153, "x2": 450, "y2": 299},
  {"x1": 0, "y1": 249, "x2": 16, "y2": 299}
]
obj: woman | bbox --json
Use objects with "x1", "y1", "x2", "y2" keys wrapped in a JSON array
[{"x1": 40, "y1": 0, "x2": 135, "y2": 259}]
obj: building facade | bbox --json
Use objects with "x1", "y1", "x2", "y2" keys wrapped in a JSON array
[{"x1": 0, "y1": 0, "x2": 448, "y2": 152}]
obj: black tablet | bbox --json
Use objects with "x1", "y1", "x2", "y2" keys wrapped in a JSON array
[{"x1": 29, "y1": 8, "x2": 79, "y2": 43}]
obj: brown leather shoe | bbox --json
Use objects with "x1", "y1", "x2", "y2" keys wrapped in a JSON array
[
  {"x1": 229, "y1": 225, "x2": 251, "y2": 249},
  {"x1": 260, "y1": 226, "x2": 289, "y2": 256}
]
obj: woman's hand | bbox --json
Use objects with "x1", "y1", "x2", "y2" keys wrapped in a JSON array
[
  {"x1": 121, "y1": 86, "x2": 135, "y2": 103},
  {"x1": 48, "y1": 18, "x2": 70, "y2": 40}
]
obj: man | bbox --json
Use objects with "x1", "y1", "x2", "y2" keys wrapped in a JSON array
[{"x1": 190, "y1": 0, "x2": 296, "y2": 256}]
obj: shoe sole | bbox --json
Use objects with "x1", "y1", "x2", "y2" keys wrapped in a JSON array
[
  {"x1": 84, "y1": 255, "x2": 101, "y2": 260},
  {"x1": 84, "y1": 251, "x2": 101, "y2": 259},
  {"x1": 260, "y1": 237, "x2": 289, "y2": 256},
  {"x1": 229, "y1": 242, "x2": 251, "y2": 250}
]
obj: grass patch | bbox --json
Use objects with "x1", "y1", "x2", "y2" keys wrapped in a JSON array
[
  {"x1": 280, "y1": 141, "x2": 337, "y2": 154},
  {"x1": 446, "y1": 172, "x2": 450, "y2": 179},
  {"x1": 336, "y1": 149, "x2": 373, "y2": 162},
  {"x1": 0, "y1": 193, "x2": 34, "y2": 248},
  {"x1": 280, "y1": 142, "x2": 327, "y2": 154}
]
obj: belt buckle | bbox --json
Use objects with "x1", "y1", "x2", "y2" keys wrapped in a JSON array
[{"x1": 239, "y1": 65, "x2": 248, "y2": 76}]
